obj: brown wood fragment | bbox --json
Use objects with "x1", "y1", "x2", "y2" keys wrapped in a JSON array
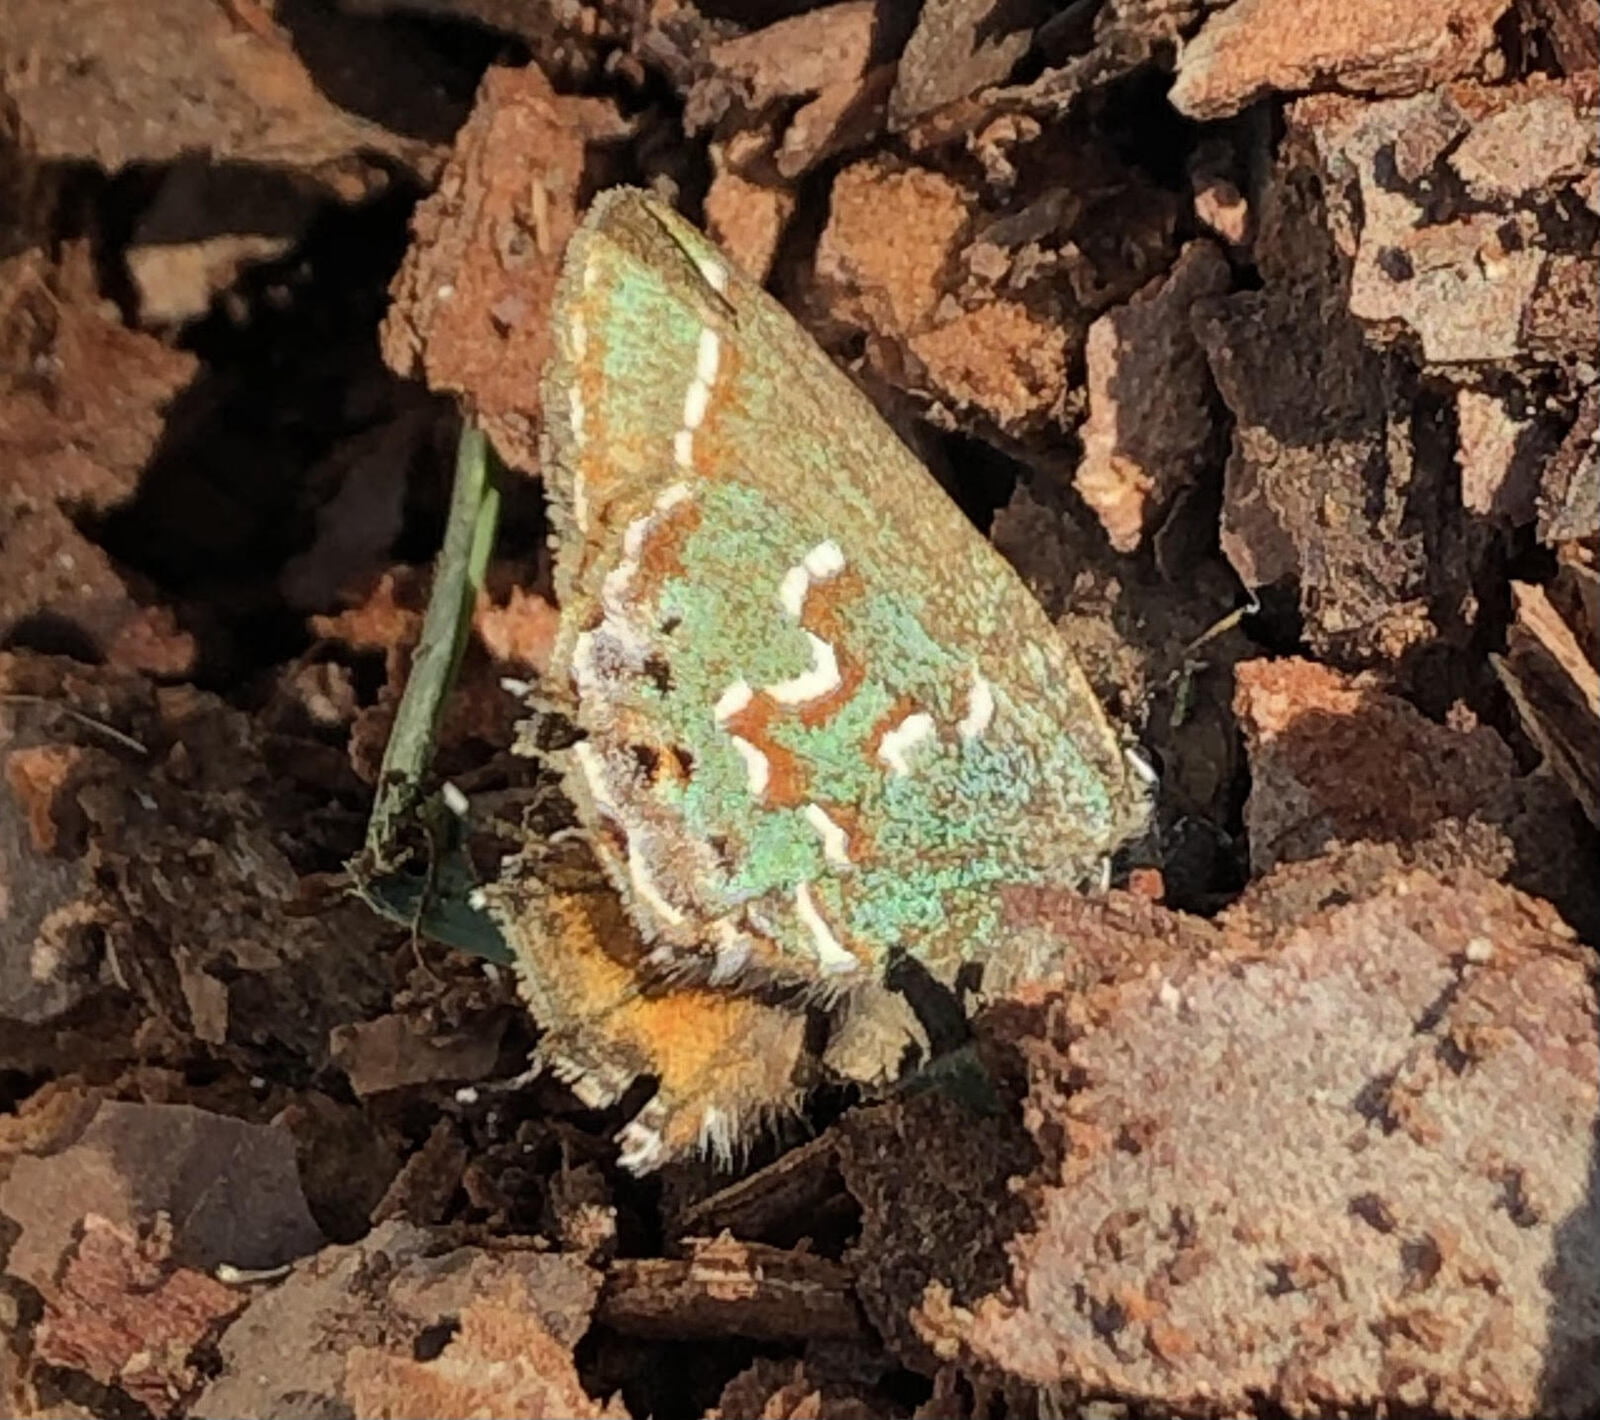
[
  {"x1": 33, "y1": 1216, "x2": 245, "y2": 1418},
  {"x1": 674, "y1": 1133, "x2": 847, "y2": 1242},
  {"x1": 345, "y1": 1283, "x2": 626, "y2": 1420},
  {"x1": 1519, "y1": 0, "x2": 1600, "y2": 72},
  {"x1": 380, "y1": 64, "x2": 626, "y2": 474},
  {"x1": 1170, "y1": 0, "x2": 1512, "y2": 120},
  {"x1": 598, "y1": 1234, "x2": 865, "y2": 1342},
  {"x1": 1494, "y1": 579, "x2": 1600, "y2": 824},
  {"x1": 848, "y1": 862, "x2": 1600, "y2": 1418}
]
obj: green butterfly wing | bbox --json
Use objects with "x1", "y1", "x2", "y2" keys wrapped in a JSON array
[{"x1": 523, "y1": 188, "x2": 1147, "y2": 994}]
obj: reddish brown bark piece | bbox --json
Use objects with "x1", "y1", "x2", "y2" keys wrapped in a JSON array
[
  {"x1": 815, "y1": 159, "x2": 1070, "y2": 437},
  {"x1": 690, "y1": 2, "x2": 882, "y2": 124},
  {"x1": 382, "y1": 65, "x2": 626, "y2": 473},
  {"x1": 814, "y1": 149, "x2": 1181, "y2": 442},
  {"x1": 838, "y1": 1092, "x2": 1042, "y2": 1372},
  {"x1": 888, "y1": 0, "x2": 1044, "y2": 130},
  {"x1": 1169, "y1": 0, "x2": 1513, "y2": 119},
  {"x1": 0, "y1": 1100, "x2": 324, "y2": 1298},
  {"x1": 1293, "y1": 77, "x2": 1598, "y2": 366},
  {"x1": 369, "y1": 1118, "x2": 468, "y2": 1228},
  {"x1": 0, "y1": 504, "x2": 197, "y2": 677},
  {"x1": 1196, "y1": 146, "x2": 1475, "y2": 668},
  {"x1": 1523, "y1": 0, "x2": 1600, "y2": 71},
  {"x1": 197, "y1": 1220, "x2": 606, "y2": 1417},
  {"x1": 4, "y1": 744, "x2": 95, "y2": 857},
  {"x1": 312, "y1": 568, "x2": 428, "y2": 656},
  {"x1": 330, "y1": 1012, "x2": 505, "y2": 1098},
  {"x1": 273, "y1": 1091, "x2": 403, "y2": 1243},
  {"x1": 0, "y1": 252, "x2": 200, "y2": 673},
  {"x1": 911, "y1": 303, "x2": 1069, "y2": 431},
  {"x1": 1, "y1": 663, "x2": 142, "y2": 1032},
  {"x1": 2, "y1": 0, "x2": 434, "y2": 177},
  {"x1": 1539, "y1": 390, "x2": 1599, "y2": 547},
  {"x1": 845, "y1": 862, "x2": 1598, "y2": 1418},
  {"x1": 1235, "y1": 656, "x2": 1522, "y2": 869},
  {"x1": 1235, "y1": 655, "x2": 1600, "y2": 934},
  {"x1": 0, "y1": 737, "x2": 121, "y2": 1028},
  {"x1": 599, "y1": 1234, "x2": 865, "y2": 1342},
  {"x1": 686, "y1": 2, "x2": 904, "y2": 179},
  {"x1": 703, "y1": 168, "x2": 797, "y2": 284},
  {"x1": 0, "y1": 651, "x2": 392, "y2": 1065},
  {"x1": 0, "y1": 252, "x2": 197, "y2": 512},
  {"x1": 1456, "y1": 387, "x2": 1557, "y2": 525},
  {"x1": 674, "y1": 1132, "x2": 845, "y2": 1242},
  {"x1": 773, "y1": 64, "x2": 897, "y2": 180},
  {"x1": 914, "y1": 0, "x2": 1201, "y2": 136},
  {"x1": 817, "y1": 161, "x2": 973, "y2": 339},
  {"x1": 32, "y1": 1216, "x2": 245, "y2": 1418},
  {"x1": 712, "y1": 1357, "x2": 885, "y2": 1420},
  {"x1": 474, "y1": 585, "x2": 561, "y2": 677},
  {"x1": 1074, "y1": 241, "x2": 1230, "y2": 552},
  {"x1": 547, "y1": 1160, "x2": 619, "y2": 1262},
  {"x1": 1494, "y1": 579, "x2": 1600, "y2": 825},
  {"x1": 345, "y1": 1282, "x2": 626, "y2": 1420}
]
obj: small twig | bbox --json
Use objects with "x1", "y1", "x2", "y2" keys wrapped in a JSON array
[
  {"x1": 1178, "y1": 589, "x2": 1262, "y2": 664},
  {"x1": 0, "y1": 694, "x2": 149, "y2": 755},
  {"x1": 1154, "y1": 591, "x2": 1261, "y2": 731}
]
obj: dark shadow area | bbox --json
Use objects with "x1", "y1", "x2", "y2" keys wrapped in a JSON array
[
  {"x1": 275, "y1": 0, "x2": 515, "y2": 144},
  {"x1": 83, "y1": 176, "x2": 453, "y2": 687},
  {"x1": 940, "y1": 429, "x2": 1022, "y2": 532},
  {"x1": 1, "y1": 610, "x2": 108, "y2": 664}
]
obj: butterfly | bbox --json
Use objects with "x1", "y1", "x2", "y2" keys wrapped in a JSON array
[{"x1": 480, "y1": 189, "x2": 1150, "y2": 1172}]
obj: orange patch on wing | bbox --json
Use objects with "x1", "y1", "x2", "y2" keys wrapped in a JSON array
[
  {"x1": 721, "y1": 569, "x2": 870, "y2": 770},
  {"x1": 689, "y1": 336, "x2": 743, "y2": 464},
  {"x1": 816, "y1": 800, "x2": 871, "y2": 865},
  {"x1": 867, "y1": 693, "x2": 922, "y2": 761},
  {"x1": 794, "y1": 568, "x2": 867, "y2": 729},
  {"x1": 573, "y1": 335, "x2": 607, "y2": 462},
  {"x1": 723, "y1": 694, "x2": 808, "y2": 807},
  {"x1": 629, "y1": 497, "x2": 702, "y2": 607}
]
